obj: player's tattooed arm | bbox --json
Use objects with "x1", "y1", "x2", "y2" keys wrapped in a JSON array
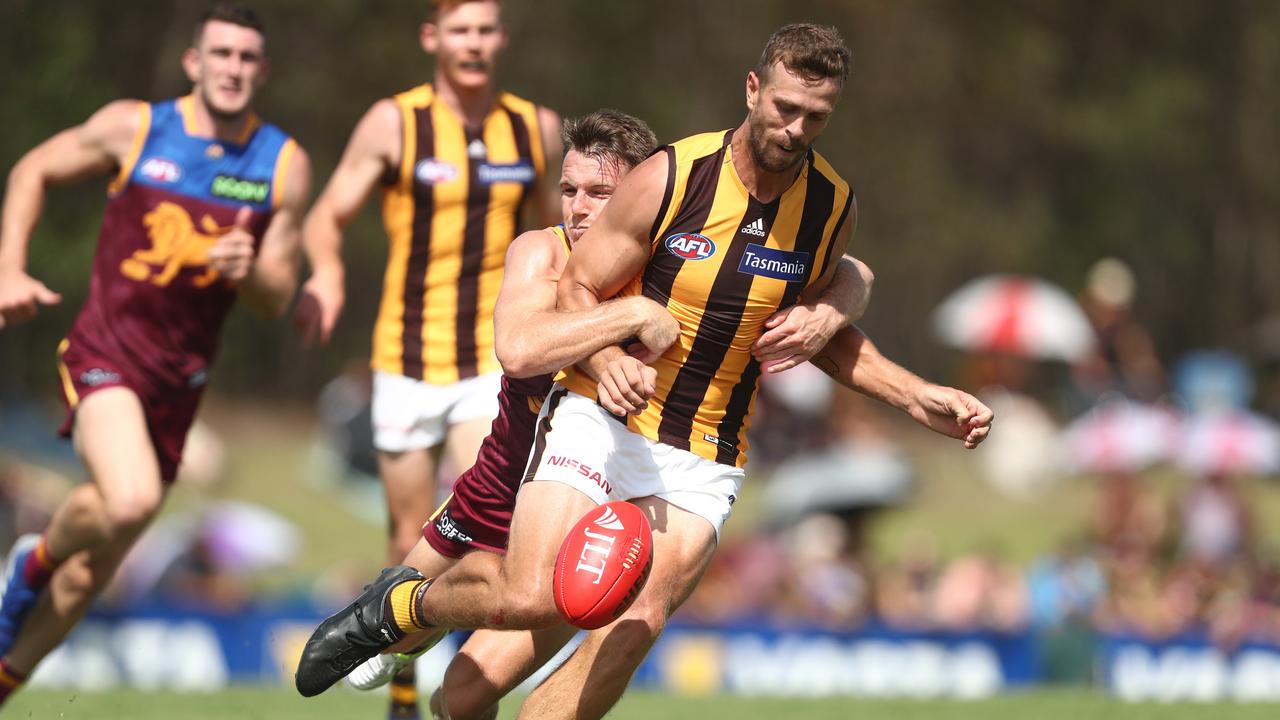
[
  {"x1": 813, "y1": 325, "x2": 994, "y2": 449},
  {"x1": 752, "y1": 254, "x2": 873, "y2": 373}
]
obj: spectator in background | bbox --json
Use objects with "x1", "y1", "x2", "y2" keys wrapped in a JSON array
[
  {"x1": 931, "y1": 546, "x2": 1028, "y2": 632},
  {"x1": 875, "y1": 530, "x2": 941, "y2": 630},
  {"x1": 1072, "y1": 257, "x2": 1166, "y2": 403},
  {"x1": 1177, "y1": 471, "x2": 1254, "y2": 569},
  {"x1": 1027, "y1": 537, "x2": 1106, "y2": 630},
  {"x1": 1093, "y1": 470, "x2": 1166, "y2": 564},
  {"x1": 1026, "y1": 537, "x2": 1105, "y2": 683},
  {"x1": 774, "y1": 513, "x2": 873, "y2": 629}
]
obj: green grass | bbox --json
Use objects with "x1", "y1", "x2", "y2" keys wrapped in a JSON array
[{"x1": 8, "y1": 688, "x2": 1280, "y2": 720}]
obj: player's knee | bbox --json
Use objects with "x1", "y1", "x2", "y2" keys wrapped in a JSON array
[
  {"x1": 435, "y1": 681, "x2": 499, "y2": 720},
  {"x1": 101, "y1": 487, "x2": 162, "y2": 535},
  {"x1": 615, "y1": 594, "x2": 669, "y2": 648},
  {"x1": 437, "y1": 653, "x2": 500, "y2": 720},
  {"x1": 498, "y1": 581, "x2": 558, "y2": 628},
  {"x1": 389, "y1": 523, "x2": 423, "y2": 558}
]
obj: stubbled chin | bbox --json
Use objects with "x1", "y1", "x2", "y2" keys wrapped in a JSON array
[{"x1": 452, "y1": 67, "x2": 491, "y2": 86}]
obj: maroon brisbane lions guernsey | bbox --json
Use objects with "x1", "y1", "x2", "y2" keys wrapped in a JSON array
[
  {"x1": 423, "y1": 226, "x2": 572, "y2": 557},
  {"x1": 55, "y1": 96, "x2": 298, "y2": 482}
]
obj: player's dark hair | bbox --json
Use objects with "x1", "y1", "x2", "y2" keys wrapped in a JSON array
[
  {"x1": 194, "y1": 3, "x2": 266, "y2": 47},
  {"x1": 562, "y1": 110, "x2": 657, "y2": 172},
  {"x1": 756, "y1": 23, "x2": 850, "y2": 86}
]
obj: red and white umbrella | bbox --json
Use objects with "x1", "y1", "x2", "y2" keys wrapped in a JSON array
[
  {"x1": 932, "y1": 275, "x2": 1096, "y2": 361},
  {"x1": 1060, "y1": 399, "x2": 1182, "y2": 474},
  {"x1": 1176, "y1": 410, "x2": 1280, "y2": 477}
]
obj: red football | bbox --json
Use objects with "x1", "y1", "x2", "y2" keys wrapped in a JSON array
[{"x1": 553, "y1": 501, "x2": 653, "y2": 630}]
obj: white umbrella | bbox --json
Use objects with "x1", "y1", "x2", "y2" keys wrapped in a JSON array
[
  {"x1": 1059, "y1": 399, "x2": 1182, "y2": 474},
  {"x1": 762, "y1": 444, "x2": 913, "y2": 521},
  {"x1": 1176, "y1": 410, "x2": 1280, "y2": 476},
  {"x1": 932, "y1": 274, "x2": 1096, "y2": 362}
]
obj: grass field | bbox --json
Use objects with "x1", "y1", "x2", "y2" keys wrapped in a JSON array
[{"x1": 8, "y1": 688, "x2": 1280, "y2": 720}]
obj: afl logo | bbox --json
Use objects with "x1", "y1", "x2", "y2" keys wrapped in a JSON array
[
  {"x1": 139, "y1": 157, "x2": 182, "y2": 183},
  {"x1": 665, "y1": 233, "x2": 716, "y2": 261},
  {"x1": 415, "y1": 158, "x2": 458, "y2": 185}
]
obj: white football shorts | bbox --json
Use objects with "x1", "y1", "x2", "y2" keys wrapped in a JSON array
[
  {"x1": 523, "y1": 386, "x2": 745, "y2": 538},
  {"x1": 372, "y1": 370, "x2": 501, "y2": 452}
]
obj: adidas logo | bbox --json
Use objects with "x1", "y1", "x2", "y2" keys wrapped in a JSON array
[
  {"x1": 593, "y1": 507, "x2": 625, "y2": 530},
  {"x1": 741, "y1": 218, "x2": 768, "y2": 237},
  {"x1": 467, "y1": 139, "x2": 487, "y2": 159}
]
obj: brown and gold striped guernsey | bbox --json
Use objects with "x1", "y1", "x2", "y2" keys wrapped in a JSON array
[
  {"x1": 560, "y1": 130, "x2": 852, "y2": 467},
  {"x1": 375, "y1": 83, "x2": 547, "y2": 384}
]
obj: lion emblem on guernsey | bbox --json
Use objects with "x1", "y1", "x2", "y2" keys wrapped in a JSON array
[{"x1": 119, "y1": 201, "x2": 228, "y2": 287}]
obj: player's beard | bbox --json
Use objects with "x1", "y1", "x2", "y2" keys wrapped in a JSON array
[{"x1": 746, "y1": 116, "x2": 808, "y2": 175}]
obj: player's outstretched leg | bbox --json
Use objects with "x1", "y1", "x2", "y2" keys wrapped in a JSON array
[{"x1": 295, "y1": 565, "x2": 427, "y2": 697}]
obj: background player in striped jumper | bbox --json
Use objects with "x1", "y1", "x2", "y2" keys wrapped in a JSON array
[
  {"x1": 0, "y1": 3, "x2": 310, "y2": 706},
  {"x1": 292, "y1": 1, "x2": 560, "y2": 715}
]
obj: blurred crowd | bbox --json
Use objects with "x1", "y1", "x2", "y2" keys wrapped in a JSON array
[{"x1": 680, "y1": 257, "x2": 1280, "y2": 672}]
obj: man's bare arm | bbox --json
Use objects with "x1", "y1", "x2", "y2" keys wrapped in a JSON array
[
  {"x1": 0, "y1": 100, "x2": 141, "y2": 327},
  {"x1": 751, "y1": 195, "x2": 863, "y2": 372},
  {"x1": 235, "y1": 144, "x2": 312, "y2": 318},
  {"x1": 811, "y1": 325, "x2": 993, "y2": 449},
  {"x1": 494, "y1": 230, "x2": 676, "y2": 379},
  {"x1": 753, "y1": 253, "x2": 873, "y2": 373},
  {"x1": 293, "y1": 99, "x2": 400, "y2": 344}
]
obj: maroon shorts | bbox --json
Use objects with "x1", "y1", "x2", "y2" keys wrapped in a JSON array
[
  {"x1": 422, "y1": 467, "x2": 517, "y2": 559},
  {"x1": 56, "y1": 339, "x2": 202, "y2": 484},
  {"x1": 420, "y1": 374, "x2": 547, "y2": 559}
]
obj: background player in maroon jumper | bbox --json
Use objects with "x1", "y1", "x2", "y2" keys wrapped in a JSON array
[
  {"x1": 0, "y1": 4, "x2": 309, "y2": 705},
  {"x1": 291, "y1": 3, "x2": 559, "y2": 710}
]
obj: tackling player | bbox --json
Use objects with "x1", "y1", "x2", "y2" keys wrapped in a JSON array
[
  {"x1": 291, "y1": 2, "x2": 560, "y2": 712},
  {"x1": 0, "y1": 3, "x2": 309, "y2": 706}
]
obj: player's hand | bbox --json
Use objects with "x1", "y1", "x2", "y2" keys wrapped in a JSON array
[
  {"x1": 752, "y1": 302, "x2": 845, "y2": 374},
  {"x1": 0, "y1": 268, "x2": 62, "y2": 329},
  {"x1": 906, "y1": 384, "x2": 994, "y2": 449},
  {"x1": 208, "y1": 206, "x2": 256, "y2": 283},
  {"x1": 630, "y1": 297, "x2": 680, "y2": 363},
  {"x1": 294, "y1": 270, "x2": 345, "y2": 346},
  {"x1": 596, "y1": 355, "x2": 657, "y2": 416}
]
